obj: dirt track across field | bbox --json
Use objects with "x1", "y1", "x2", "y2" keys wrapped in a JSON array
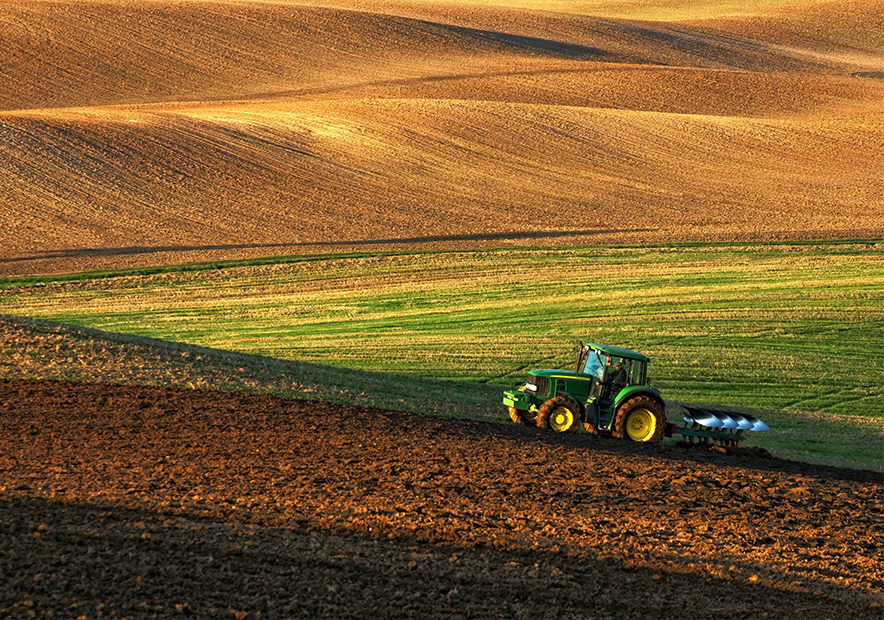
[{"x1": 0, "y1": 379, "x2": 881, "y2": 618}]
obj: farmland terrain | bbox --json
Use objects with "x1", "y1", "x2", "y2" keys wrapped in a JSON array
[
  {"x1": 1, "y1": 378, "x2": 882, "y2": 619},
  {"x1": 2, "y1": 3, "x2": 882, "y2": 616},
  {"x1": 1, "y1": 0, "x2": 882, "y2": 276}
]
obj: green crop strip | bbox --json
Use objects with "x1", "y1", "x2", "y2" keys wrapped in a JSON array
[{"x1": 1, "y1": 242, "x2": 881, "y2": 470}]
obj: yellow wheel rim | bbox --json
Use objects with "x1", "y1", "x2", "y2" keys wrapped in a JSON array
[
  {"x1": 549, "y1": 406, "x2": 574, "y2": 432},
  {"x1": 626, "y1": 408, "x2": 656, "y2": 442}
]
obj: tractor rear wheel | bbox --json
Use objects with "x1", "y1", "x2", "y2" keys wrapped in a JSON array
[
  {"x1": 536, "y1": 396, "x2": 581, "y2": 433},
  {"x1": 508, "y1": 406, "x2": 536, "y2": 427},
  {"x1": 612, "y1": 396, "x2": 665, "y2": 443}
]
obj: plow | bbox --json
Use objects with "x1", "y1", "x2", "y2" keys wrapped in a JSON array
[
  {"x1": 503, "y1": 342, "x2": 769, "y2": 445},
  {"x1": 674, "y1": 405, "x2": 769, "y2": 446}
]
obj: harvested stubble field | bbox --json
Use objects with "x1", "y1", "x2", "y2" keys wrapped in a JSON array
[
  {"x1": 1, "y1": 378, "x2": 882, "y2": 619},
  {"x1": 1, "y1": 0, "x2": 882, "y2": 276}
]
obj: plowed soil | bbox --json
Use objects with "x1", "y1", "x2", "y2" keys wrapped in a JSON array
[
  {"x1": 1, "y1": 379, "x2": 881, "y2": 618},
  {"x1": 1, "y1": 0, "x2": 882, "y2": 277}
]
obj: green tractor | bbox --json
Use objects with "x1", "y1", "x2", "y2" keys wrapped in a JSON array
[{"x1": 502, "y1": 342, "x2": 768, "y2": 444}]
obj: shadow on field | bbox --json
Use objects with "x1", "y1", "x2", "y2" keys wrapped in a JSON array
[
  {"x1": 1, "y1": 494, "x2": 877, "y2": 620},
  {"x1": 441, "y1": 24, "x2": 620, "y2": 61},
  {"x1": 0, "y1": 229, "x2": 645, "y2": 264}
]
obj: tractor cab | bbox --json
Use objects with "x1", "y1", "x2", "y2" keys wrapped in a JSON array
[{"x1": 577, "y1": 343, "x2": 648, "y2": 405}]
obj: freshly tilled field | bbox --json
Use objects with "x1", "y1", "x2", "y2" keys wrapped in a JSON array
[
  {"x1": 1, "y1": 379, "x2": 881, "y2": 618},
  {"x1": 1, "y1": 0, "x2": 882, "y2": 277}
]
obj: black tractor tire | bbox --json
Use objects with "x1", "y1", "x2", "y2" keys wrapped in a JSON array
[
  {"x1": 612, "y1": 396, "x2": 666, "y2": 443},
  {"x1": 508, "y1": 406, "x2": 536, "y2": 427},
  {"x1": 536, "y1": 396, "x2": 581, "y2": 433}
]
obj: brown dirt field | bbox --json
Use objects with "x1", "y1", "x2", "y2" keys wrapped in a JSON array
[
  {"x1": 689, "y1": 0, "x2": 884, "y2": 65},
  {"x1": 1, "y1": 1, "x2": 882, "y2": 277},
  {"x1": 0, "y1": 378, "x2": 881, "y2": 618}
]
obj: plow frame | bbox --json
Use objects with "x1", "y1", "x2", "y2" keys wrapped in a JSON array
[{"x1": 670, "y1": 404, "x2": 769, "y2": 445}]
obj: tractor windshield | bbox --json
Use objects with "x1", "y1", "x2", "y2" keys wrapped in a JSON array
[{"x1": 582, "y1": 350, "x2": 606, "y2": 380}]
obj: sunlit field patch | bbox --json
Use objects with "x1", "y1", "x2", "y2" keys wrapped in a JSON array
[{"x1": 2, "y1": 1, "x2": 882, "y2": 277}]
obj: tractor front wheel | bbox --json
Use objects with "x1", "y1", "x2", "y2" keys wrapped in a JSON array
[
  {"x1": 612, "y1": 396, "x2": 665, "y2": 443},
  {"x1": 536, "y1": 396, "x2": 581, "y2": 433},
  {"x1": 508, "y1": 406, "x2": 536, "y2": 427}
]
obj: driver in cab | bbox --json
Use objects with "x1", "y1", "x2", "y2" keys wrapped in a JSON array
[{"x1": 607, "y1": 361, "x2": 628, "y2": 393}]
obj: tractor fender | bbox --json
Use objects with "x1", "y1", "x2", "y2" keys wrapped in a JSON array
[{"x1": 613, "y1": 386, "x2": 664, "y2": 411}]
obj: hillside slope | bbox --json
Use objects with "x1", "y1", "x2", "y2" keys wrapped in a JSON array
[{"x1": 1, "y1": 0, "x2": 882, "y2": 275}]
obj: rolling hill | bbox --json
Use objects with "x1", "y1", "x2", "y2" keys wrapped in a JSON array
[{"x1": 1, "y1": 0, "x2": 882, "y2": 276}]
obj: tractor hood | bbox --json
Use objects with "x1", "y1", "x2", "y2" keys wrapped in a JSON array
[{"x1": 530, "y1": 369, "x2": 583, "y2": 378}]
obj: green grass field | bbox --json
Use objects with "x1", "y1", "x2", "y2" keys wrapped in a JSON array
[{"x1": 1, "y1": 241, "x2": 881, "y2": 470}]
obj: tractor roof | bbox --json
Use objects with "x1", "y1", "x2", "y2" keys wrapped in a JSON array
[{"x1": 587, "y1": 343, "x2": 649, "y2": 363}]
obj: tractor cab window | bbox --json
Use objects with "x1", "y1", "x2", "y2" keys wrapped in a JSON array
[
  {"x1": 628, "y1": 360, "x2": 646, "y2": 386},
  {"x1": 582, "y1": 351, "x2": 605, "y2": 380}
]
